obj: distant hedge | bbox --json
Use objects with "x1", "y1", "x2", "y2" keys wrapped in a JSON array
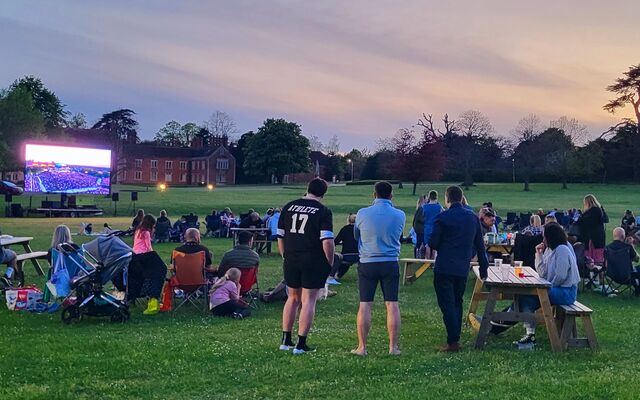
[{"x1": 345, "y1": 180, "x2": 401, "y2": 186}]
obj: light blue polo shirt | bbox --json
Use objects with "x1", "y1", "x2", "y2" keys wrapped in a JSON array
[{"x1": 355, "y1": 198, "x2": 406, "y2": 264}]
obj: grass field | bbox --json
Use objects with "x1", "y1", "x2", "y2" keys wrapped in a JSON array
[{"x1": 1, "y1": 182, "x2": 639, "y2": 400}]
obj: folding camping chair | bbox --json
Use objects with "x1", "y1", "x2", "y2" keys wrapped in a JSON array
[
  {"x1": 574, "y1": 242, "x2": 601, "y2": 291},
  {"x1": 503, "y1": 212, "x2": 517, "y2": 229},
  {"x1": 604, "y1": 245, "x2": 640, "y2": 296},
  {"x1": 170, "y1": 250, "x2": 208, "y2": 314},
  {"x1": 519, "y1": 213, "x2": 532, "y2": 228},
  {"x1": 239, "y1": 267, "x2": 259, "y2": 309}
]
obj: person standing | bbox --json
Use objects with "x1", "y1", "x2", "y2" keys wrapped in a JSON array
[
  {"x1": 429, "y1": 185, "x2": 489, "y2": 352},
  {"x1": 278, "y1": 178, "x2": 335, "y2": 354},
  {"x1": 578, "y1": 194, "x2": 606, "y2": 265},
  {"x1": 412, "y1": 195, "x2": 426, "y2": 257},
  {"x1": 422, "y1": 190, "x2": 444, "y2": 259},
  {"x1": 352, "y1": 181, "x2": 406, "y2": 356}
]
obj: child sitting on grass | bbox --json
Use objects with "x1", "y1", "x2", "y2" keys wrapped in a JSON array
[{"x1": 209, "y1": 268, "x2": 250, "y2": 319}]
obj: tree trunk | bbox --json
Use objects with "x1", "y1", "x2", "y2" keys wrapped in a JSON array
[
  {"x1": 412, "y1": 182, "x2": 417, "y2": 196},
  {"x1": 463, "y1": 170, "x2": 473, "y2": 190},
  {"x1": 523, "y1": 178, "x2": 530, "y2": 192}
]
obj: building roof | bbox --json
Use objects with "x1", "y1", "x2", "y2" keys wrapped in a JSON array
[{"x1": 122, "y1": 143, "x2": 234, "y2": 160}]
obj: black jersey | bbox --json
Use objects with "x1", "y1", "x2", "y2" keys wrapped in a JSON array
[{"x1": 277, "y1": 197, "x2": 333, "y2": 256}]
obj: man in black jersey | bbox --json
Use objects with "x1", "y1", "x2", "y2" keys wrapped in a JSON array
[{"x1": 277, "y1": 178, "x2": 334, "y2": 354}]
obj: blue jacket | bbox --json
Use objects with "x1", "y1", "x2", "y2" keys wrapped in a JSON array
[
  {"x1": 355, "y1": 199, "x2": 406, "y2": 263},
  {"x1": 422, "y1": 202, "x2": 443, "y2": 244},
  {"x1": 428, "y1": 202, "x2": 489, "y2": 278}
]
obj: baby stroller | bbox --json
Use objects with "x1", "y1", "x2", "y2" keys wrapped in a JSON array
[{"x1": 60, "y1": 236, "x2": 132, "y2": 324}]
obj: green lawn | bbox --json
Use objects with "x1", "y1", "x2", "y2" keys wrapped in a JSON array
[{"x1": 1, "y1": 183, "x2": 639, "y2": 399}]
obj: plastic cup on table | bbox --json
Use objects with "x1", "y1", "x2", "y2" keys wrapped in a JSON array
[
  {"x1": 500, "y1": 265, "x2": 511, "y2": 281},
  {"x1": 514, "y1": 261, "x2": 523, "y2": 278}
]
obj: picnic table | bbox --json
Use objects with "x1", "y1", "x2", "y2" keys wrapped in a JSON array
[
  {"x1": 0, "y1": 236, "x2": 48, "y2": 276},
  {"x1": 468, "y1": 265, "x2": 563, "y2": 352},
  {"x1": 399, "y1": 258, "x2": 434, "y2": 285},
  {"x1": 485, "y1": 243, "x2": 514, "y2": 263},
  {"x1": 230, "y1": 227, "x2": 271, "y2": 247}
]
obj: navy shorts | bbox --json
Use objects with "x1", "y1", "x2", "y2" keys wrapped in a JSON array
[
  {"x1": 0, "y1": 249, "x2": 16, "y2": 264},
  {"x1": 283, "y1": 254, "x2": 331, "y2": 290},
  {"x1": 357, "y1": 261, "x2": 400, "y2": 302}
]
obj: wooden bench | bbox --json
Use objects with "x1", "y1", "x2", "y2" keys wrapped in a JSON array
[
  {"x1": 556, "y1": 301, "x2": 598, "y2": 351},
  {"x1": 16, "y1": 251, "x2": 49, "y2": 276}
]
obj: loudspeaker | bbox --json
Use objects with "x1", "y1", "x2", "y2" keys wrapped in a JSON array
[
  {"x1": 60, "y1": 193, "x2": 67, "y2": 204},
  {"x1": 112, "y1": 192, "x2": 119, "y2": 202},
  {"x1": 5, "y1": 194, "x2": 12, "y2": 202},
  {"x1": 131, "y1": 192, "x2": 138, "y2": 201}
]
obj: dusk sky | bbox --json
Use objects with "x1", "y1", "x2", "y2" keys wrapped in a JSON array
[{"x1": 2, "y1": 1, "x2": 639, "y2": 151}]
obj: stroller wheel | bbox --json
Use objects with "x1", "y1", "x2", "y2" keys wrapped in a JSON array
[
  {"x1": 111, "y1": 308, "x2": 130, "y2": 323},
  {"x1": 61, "y1": 305, "x2": 80, "y2": 324}
]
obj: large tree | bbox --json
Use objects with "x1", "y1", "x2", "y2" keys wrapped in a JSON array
[
  {"x1": 308, "y1": 135, "x2": 324, "y2": 152},
  {"x1": 154, "y1": 120, "x2": 183, "y2": 146},
  {"x1": 203, "y1": 110, "x2": 238, "y2": 140},
  {"x1": 243, "y1": 118, "x2": 311, "y2": 183},
  {"x1": 604, "y1": 64, "x2": 640, "y2": 180},
  {"x1": 391, "y1": 124, "x2": 446, "y2": 195},
  {"x1": 92, "y1": 108, "x2": 139, "y2": 142},
  {"x1": 452, "y1": 110, "x2": 495, "y2": 188},
  {"x1": 537, "y1": 127, "x2": 574, "y2": 189},
  {"x1": 511, "y1": 114, "x2": 544, "y2": 191},
  {"x1": 10, "y1": 76, "x2": 67, "y2": 128},
  {"x1": 0, "y1": 86, "x2": 45, "y2": 171}
]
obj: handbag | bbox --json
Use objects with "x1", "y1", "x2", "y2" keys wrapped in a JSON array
[{"x1": 46, "y1": 250, "x2": 71, "y2": 299}]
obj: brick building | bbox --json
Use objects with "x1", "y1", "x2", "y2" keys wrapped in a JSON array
[{"x1": 117, "y1": 139, "x2": 236, "y2": 186}]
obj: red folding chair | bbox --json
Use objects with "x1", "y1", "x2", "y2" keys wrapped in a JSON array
[
  {"x1": 238, "y1": 266, "x2": 259, "y2": 309},
  {"x1": 170, "y1": 250, "x2": 208, "y2": 315}
]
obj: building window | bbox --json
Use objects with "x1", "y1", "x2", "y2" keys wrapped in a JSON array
[
  {"x1": 180, "y1": 173, "x2": 187, "y2": 182},
  {"x1": 180, "y1": 161, "x2": 187, "y2": 170},
  {"x1": 134, "y1": 171, "x2": 142, "y2": 180},
  {"x1": 165, "y1": 161, "x2": 173, "y2": 170},
  {"x1": 165, "y1": 173, "x2": 172, "y2": 182},
  {"x1": 135, "y1": 159, "x2": 142, "y2": 168},
  {"x1": 150, "y1": 171, "x2": 158, "y2": 181},
  {"x1": 150, "y1": 160, "x2": 158, "y2": 169},
  {"x1": 216, "y1": 159, "x2": 229, "y2": 170}
]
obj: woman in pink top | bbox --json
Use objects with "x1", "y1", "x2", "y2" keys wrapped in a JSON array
[
  {"x1": 210, "y1": 268, "x2": 250, "y2": 319},
  {"x1": 130, "y1": 215, "x2": 167, "y2": 315}
]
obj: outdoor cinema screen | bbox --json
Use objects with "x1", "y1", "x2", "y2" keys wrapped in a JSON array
[{"x1": 24, "y1": 143, "x2": 112, "y2": 195}]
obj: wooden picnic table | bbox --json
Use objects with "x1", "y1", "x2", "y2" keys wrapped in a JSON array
[
  {"x1": 399, "y1": 258, "x2": 434, "y2": 285},
  {"x1": 468, "y1": 265, "x2": 563, "y2": 352},
  {"x1": 230, "y1": 227, "x2": 271, "y2": 247},
  {"x1": 0, "y1": 236, "x2": 47, "y2": 276},
  {"x1": 485, "y1": 243, "x2": 514, "y2": 263}
]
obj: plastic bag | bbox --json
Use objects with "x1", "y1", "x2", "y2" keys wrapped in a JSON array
[
  {"x1": 46, "y1": 250, "x2": 71, "y2": 298},
  {"x1": 6, "y1": 287, "x2": 43, "y2": 311}
]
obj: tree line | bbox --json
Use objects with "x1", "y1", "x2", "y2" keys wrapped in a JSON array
[{"x1": 1, "y1": 64, "x2": 638, "y2": 189}]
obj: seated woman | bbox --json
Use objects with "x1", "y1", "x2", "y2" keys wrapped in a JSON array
[
  {"x1": 130, "y1": 214, "x2": 168, "y2": 315},
  {"x1": 521, "y1": 215, "x2": 543, "y2": 236},
  {"x1": 489, "y1": 223, "x2": 579, "y2": 345},
  {"x1": 132, "y1": 209, "x2": 145, "y2": 230},
  {"x1": 209, "y1": 267, "x2": 250, "y2": 318},
  {"x1": 47, "y1": 225, "x2": 79, "y2": 262}
]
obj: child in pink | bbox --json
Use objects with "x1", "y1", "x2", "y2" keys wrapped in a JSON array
[{"x1": 210, "y1": 268, "x2": 249, "y2": 318}]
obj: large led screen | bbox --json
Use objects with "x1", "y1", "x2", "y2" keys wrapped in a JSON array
[{"x1": 24, "y1": 143, "x2": 112, "y2": 195}]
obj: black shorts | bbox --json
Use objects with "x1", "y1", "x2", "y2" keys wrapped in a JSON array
[
  {"x1": 283, "y1": 255, "x2": 331, "y2": 289},
  {"x1": 357, "y1": 261, "x2": 400, "y2": 302}
]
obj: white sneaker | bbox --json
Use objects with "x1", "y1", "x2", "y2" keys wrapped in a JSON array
[
  {"x1": 279, "y1": 344, "x2": 294, "y2": 351},
  {"x1": 326, "y1": 277, "x2": 341, "y2": 285},
  {"x1": 292, "y1": 345, "x2": 316, "y2": 355}
]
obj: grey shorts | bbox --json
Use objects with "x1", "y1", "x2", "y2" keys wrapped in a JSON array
[{"x1": 357, "y1": 261, "x2": 400, "y2": 302}]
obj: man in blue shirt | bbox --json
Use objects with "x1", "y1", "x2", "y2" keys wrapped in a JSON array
[
  {"x1": 353, "y1": 181, "x2": 406, "y2": 356},
  {"x1": 429, "y1": 185, "x2": 489, "y2": 352}
]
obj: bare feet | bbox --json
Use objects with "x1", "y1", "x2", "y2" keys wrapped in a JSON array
[
  {"x1": 350, "y1": 348, "x2": 368, "y2": 356},
  {"x1": 389, "y1": 347, "x2": 401, "y2": 356}
]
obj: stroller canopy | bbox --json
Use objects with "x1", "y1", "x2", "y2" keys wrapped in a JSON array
[{"x1": 82, "y1": 236, "x2": 132, "y2": 266}]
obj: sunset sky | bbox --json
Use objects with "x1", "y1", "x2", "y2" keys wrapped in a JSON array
[{"x1": 2, "y1": 1, "x2": 638, "y2": 151}]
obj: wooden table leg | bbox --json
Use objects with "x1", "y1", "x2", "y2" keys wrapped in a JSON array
[
  {"x1": 414, "y1": 262, "x2": 431, "y2": 280},
  {"x1": 23, "y1": 242, "x2": 44, "y2": 276},
  {"x1": 467, "y1": 276, "x2": 484, "y2": 321},
  {"x1": 536, "y1": 288, "x2": 563, "y2": 352},
  {"x1": 474, "y1": 287, "x2": 499, "y2": 349}
]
